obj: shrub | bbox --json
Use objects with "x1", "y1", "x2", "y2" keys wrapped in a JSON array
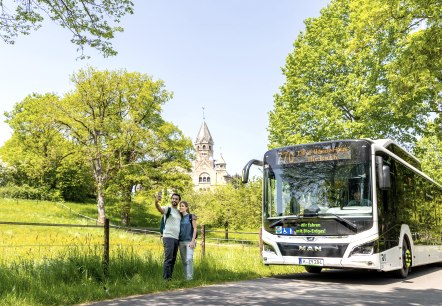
[{"x1": 0, "y1": 185, "x2": 62, "y2": 202}]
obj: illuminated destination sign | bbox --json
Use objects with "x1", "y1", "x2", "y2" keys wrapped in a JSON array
[{"x1": 277, "y1": 146, "x2": 351, "y2": 165}]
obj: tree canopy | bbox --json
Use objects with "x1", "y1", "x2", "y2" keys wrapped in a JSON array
[
  {"x1": 56, "y1": 68, "x2": 193, "y2": 222},
  {"x1": 1, "y1": 68, "x2": 194, "y2": 223},
  {"x1": 1, "y1": 93, "x2": 95, "y2": 201},
  {"x1": 0, "y1": 0, "x2": 134, "y2": 58},
  {"x1": 269, "y1": 0, "x2": 441, "y2": 151},
  {"x1": 349, "y1": 0, "x2": 442, "y2": 139}
]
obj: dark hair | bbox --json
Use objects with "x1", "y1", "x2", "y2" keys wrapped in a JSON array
[{"x1": 171, "y1": 193, "x2": 181, "y2": 201}]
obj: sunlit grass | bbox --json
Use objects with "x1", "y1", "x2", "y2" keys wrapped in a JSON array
[
  {"x1": 0, "y1": 198, "x2": 303, "y2": 305},
  {"x1": 0, "y1": 243, "x2": 302, "y2": 306}
]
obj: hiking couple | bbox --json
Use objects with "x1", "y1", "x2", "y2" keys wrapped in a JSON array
[{"x1": 154, "y1": 192, "x2": 197, "y2": 281}]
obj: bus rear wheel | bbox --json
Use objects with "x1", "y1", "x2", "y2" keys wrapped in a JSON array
[
  {"x1": 305, "y1": 266, "x2": 322, "y2": 273},
  {"x1": 394, "y1": 237, "x2": 412, "y2": 278}
]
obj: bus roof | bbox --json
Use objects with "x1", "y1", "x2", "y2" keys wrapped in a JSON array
[
  {"x1": 371, "y1": 138, "x2": 400, "y2": 148},
  {"x1": 371, "y1": 139, "x2": 421, "y2": 166}
]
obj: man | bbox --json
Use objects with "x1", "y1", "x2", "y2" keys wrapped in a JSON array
[
  {"x1": 348, "y1": 189, "x2": 371, "y2": 206},
  {"x1": 155, "y1": 192, "x2": 182, "y2": 280}
]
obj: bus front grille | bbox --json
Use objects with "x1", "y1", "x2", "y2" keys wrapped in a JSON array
[{"x1": 277, "y1": 242, "x2": 348, "y2": 257}]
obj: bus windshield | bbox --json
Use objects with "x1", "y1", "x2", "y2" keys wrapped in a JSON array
[{"x1": 264, "y1": 140, "x2": 373, "y2": 219}]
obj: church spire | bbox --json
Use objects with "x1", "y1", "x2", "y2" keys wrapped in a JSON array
[
  {"x1": 192, "y1": 114, "x2": 230, "y2": 190},
  {"x1": 195, "y1": 120, "x2": 214, "y2": 145}
]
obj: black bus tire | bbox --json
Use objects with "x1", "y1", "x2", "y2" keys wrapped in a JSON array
[{"x1": 305, "y1": 266, "x2": 322, "y2": 273}]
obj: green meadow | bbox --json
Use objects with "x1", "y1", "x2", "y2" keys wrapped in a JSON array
[{"x1": 0, "y1": 198, "x2": 302, "y2": 305}]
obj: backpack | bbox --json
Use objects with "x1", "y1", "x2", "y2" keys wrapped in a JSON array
[
  {"x1": 189, "y1": 214, "x2": 198, "y2": 239},
  {"x1": 159, "y1": 207, "x2": 171, "y2": 236}
]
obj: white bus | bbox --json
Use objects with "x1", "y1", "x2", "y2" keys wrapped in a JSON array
[{"x1": 242, "y1": 139, "x2": 442, "y2": 278}]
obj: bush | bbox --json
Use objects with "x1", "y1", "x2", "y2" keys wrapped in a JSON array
[{"x1": 0, "y1": 185, "x2": 62, "y2": 202}]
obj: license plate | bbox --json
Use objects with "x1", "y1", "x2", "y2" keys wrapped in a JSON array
[{"x1": 299, "y1": 258, "x2": 324, "y2": 266}]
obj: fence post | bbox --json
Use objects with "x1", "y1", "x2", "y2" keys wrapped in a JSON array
[
  {"x1": 259, "y1": 227, "x2": 263, "y2": 254},
  {"x1": 103, "y1": 218, "x2": 109, "y2": 276},
  {"x1": 201, "y1": 224, "x2": 205, "y2": 257}
]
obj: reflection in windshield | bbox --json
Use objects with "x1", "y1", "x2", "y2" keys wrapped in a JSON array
[{"x1": 266, "y1": 161, "x2": 372, "y2": 218}]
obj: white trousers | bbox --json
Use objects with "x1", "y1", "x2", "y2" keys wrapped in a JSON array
[{"x1": 179, "y1": 241, "x2": 194, "y2": 280}]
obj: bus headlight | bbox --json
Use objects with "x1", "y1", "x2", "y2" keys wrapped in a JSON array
[
  {"x1": 262, "y1": 242, "x2": 277, "y2": 255},
  {"x1": 350, "y1": 240, "x2": 377, "y2": 256}
]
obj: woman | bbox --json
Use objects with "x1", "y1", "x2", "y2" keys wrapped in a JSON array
[{"x1": 178, "y1": 200, "x2": 197, "y2": 280}]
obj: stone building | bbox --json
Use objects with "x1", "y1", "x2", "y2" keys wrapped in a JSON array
[{"x1": 192, "y1": 121, "x2": 230, "y2": 191}]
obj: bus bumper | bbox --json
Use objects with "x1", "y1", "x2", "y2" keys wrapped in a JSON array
[{"x1": 262, "y1": 252, "x2": 380, "y2": 270}]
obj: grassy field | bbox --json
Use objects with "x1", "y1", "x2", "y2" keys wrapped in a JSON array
[{"x1": 0, "y1": 198, "x2": 303, "y2": 305}]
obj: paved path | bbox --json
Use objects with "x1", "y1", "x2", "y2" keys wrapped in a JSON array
[{"x1": 83, "y1": 265, "x2": 442, "y2": 306}]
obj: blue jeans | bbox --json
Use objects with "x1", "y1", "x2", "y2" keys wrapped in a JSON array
[
  {"x1": 163, "y1": 237, "x2": 179, "y2": 280},
  {"x1": 179, "y1": 241, "x2": 194, "y2": 280}
]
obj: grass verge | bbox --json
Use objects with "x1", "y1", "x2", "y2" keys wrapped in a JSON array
[{"x1": 0, "y1": 198, "x2": 303, "y2": 305}]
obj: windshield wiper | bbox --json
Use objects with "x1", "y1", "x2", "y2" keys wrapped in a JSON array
[
  {"x1": 269, "y1": 216, "x2": 301, "y2": 228},
  {"x1": 326, "y1": 213, "x2": 358, "y2": 232}
]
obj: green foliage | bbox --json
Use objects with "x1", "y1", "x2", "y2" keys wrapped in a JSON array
[
  {"x1": 55, "y1": 155, "x2": 95, "y2": 202},
  {"x1": 269, "y1": 0, "x2": 441, "y2": 151},
  {"x1": 184, "y1": 177, "x2": 262, "y2": 231},
  {"x1": 236, "y1": 178, "x2": 263, "y2": 229},
  {"x1": 0, "y1": 0, "x2": 134, "y2": 58},
  {"x1": 349, "y1": 0, "x2": 442, "y2": 143},
  {"x1": 54, "y1": 67, "x2": 193, "y2": 222},
  {"x1": 2, "y1": 94, "x2": 65, "y2": 187},
  {"x1": 414, "y1": 124, "x2": 442, "y2": 184},
  {"x1": 1, "y1": 68, "x2": 193, "y2": 223},
  {"x1": 350, "y1": 0, "x2": 441, "y2": 122},
  {"x1": 0, "y1": 185, "x2": 62, "y2": 202},
  {"x1": 1, "y1": 94, "x2": 94, "y2": 202},
  {"x1": 0, "y1": 160, "x2": 14, "y2": 187}
]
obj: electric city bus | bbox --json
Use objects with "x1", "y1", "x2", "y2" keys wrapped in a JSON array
[{"x1": 242, "y1": 139, "x2": 442, "y2": 278}]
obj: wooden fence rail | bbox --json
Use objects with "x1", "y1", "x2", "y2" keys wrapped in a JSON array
[{"x1": 0, "y1": 220, "x2": 263, "y2": 269}]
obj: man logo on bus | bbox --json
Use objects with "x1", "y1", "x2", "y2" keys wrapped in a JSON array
[{"x1": 299, "y1": 245, "x2": 322, "y2": 252}]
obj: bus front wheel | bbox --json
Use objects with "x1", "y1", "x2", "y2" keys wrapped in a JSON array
[
  {"x1": 305, "y1": 266, "x2": 322, "y2": 273},
  {"x1": 394, "y1": 237, "x2": 412, "y2": 278}
]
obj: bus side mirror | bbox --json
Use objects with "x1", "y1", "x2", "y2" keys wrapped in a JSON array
[
  {"x1": 242, "y1": 159, "x2": 263, "y2": 183},
  {"x1": 376, "y1": 156, "x2": 391, "y2": 190}
]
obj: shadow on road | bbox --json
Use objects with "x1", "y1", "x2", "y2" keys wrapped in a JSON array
[
  {"x1": 274, "y1": 264, "x2": 441, "y2": 285},
  {"x1": 83, "y1": 265, "x2": 442, "y2": 306}
]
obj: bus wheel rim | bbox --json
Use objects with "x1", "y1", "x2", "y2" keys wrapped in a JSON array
[{"x1": 405, "y1": 249, "x2": 411, "y2": 268}]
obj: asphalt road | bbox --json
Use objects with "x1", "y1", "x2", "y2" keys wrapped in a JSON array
[{"x1": 83, "y1": 265, "x2": 442, "y2": 306}]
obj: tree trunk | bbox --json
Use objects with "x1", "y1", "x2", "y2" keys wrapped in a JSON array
[
  {"x1": 224, "y1": 221, "x2": 229, "y2": 240},
  {"x1": 121, "y1": 184, "x2": 132, "y2": 226},
  {"x1": 96, "y1": 183, "x2": 106, "y2": 224},
  {"x1": 92, "y1": 158, "x2": 106, "y2": 224}
]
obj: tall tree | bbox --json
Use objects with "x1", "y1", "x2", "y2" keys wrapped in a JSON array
[
  {"x1": 0, "y1": 0, "x2": 134, "y2": 58},
  {"x1": 55, "y1": 68, "x2": 192, "y2": 223},
  {"x1": 269, "y1": 0, "x2": 440, "y2": 149},
  {"x1": 1, "y1": 93, "x2": 92, "y2": 199},
  {"x1": 349, "y1": 0, "x2": 442, "y2": 141}
]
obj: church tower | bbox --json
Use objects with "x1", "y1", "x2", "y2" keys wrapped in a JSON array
[{"x1": 192, "y1": 121, "x2": 230, "y2": 191}]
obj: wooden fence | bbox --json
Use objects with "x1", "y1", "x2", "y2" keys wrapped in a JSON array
[{"x1": 0, "y1": 219, "x2": 262, "y2": 274}]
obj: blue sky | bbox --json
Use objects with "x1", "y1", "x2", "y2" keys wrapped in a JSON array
[{"x1": 0, "y1": 1, "x2": 329, "y2": 175}]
